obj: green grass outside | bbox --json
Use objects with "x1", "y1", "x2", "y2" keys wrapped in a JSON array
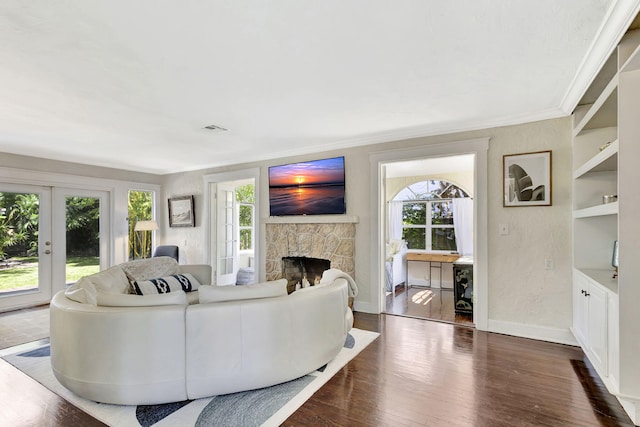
[{"x1": 0, "y1": 256, "x2": 100, "y2": 292}]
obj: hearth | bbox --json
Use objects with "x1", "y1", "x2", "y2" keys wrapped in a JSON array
[{"x1": 282, "y1": 256, "x2": 331, "y2": 294}]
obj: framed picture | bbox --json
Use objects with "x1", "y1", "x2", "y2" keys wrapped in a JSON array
[
  {"x1": 503, "y1": 150, "x2": 552, "y2": 207},
  {"x1": 168, "y1": 195, "x2": 195, "y2": 227}
]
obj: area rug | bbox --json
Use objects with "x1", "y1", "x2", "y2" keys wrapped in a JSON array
[{"x1": 3, "y1": 328, "x2": 378, "y2": 427}]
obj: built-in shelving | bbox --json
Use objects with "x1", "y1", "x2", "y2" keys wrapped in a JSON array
[
  {"x1": 619, "y1": 30, "x2": 640, "y2": 72},
  {"x1": 573, "y1": 201, "x2": 618, "y2": 218},
  {"x1": 572, "y1": 27, "x2": 640, "y2": 423},
  {"x1": 573, "y1": 139, "x2": 618, "y2": 179},
  {"x1": 573, "y1": 75, "x2": 618, "y2": 137}
]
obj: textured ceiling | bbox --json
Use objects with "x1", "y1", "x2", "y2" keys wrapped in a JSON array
[{"x1": 0, "y1": 1, "x2": 636, "y2": 174}]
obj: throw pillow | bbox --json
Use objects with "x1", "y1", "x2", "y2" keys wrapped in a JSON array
[
  {"x1": 96, "y1": 291, "x2": 188, "y2": 307},
  {"x1": 77, "y1": 265, "x2": 130, "y2": 295},
  {"x1": 133, "y1": 273, "x2": 201, "y2": 295},
  {"x1": 65, "y1": 276, "x2": 98, "y2": 305},
  {"x1": 198, "y1": 279, "x2": 288, "y2": 304},
  {"x1": 121, "y1": 257, "x2": 180, "y2": 282}
]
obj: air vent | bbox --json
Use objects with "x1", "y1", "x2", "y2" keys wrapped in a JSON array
[{"x1": 203, "y1": 124, "x2": 228, "y2": 132}]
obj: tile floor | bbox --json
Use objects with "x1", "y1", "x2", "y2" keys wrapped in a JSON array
[{"x1": 0, "y1": 305, "x2": 50, "y2": 350}]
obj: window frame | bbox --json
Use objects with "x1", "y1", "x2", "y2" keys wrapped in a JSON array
[
  {"x1": 237, "y1": 202, "x2": 254, "y2": 252},
  {"x1": 397, "y1": 180, "x2": 468, "y2": 253},
  {"x1": 402, "y1": 199, "x2": 456, "y2": 253}
]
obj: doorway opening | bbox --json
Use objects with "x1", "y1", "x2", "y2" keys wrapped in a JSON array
[
  {"x1": 371, "y1": 138, "x2": 488, "y2": 329},
  {"x1": 378, "y1": 149, "x2": 482, "y2": 327},
  {"x1": 204, "y1": 168, "x2": 260, "y2": 286}
]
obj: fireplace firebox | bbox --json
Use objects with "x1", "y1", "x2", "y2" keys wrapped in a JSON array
[{"x1": 282, "y1": 256, "x2": 331, "y2": 294}]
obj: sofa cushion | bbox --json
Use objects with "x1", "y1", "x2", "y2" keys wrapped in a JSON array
[
  {"x1": 96, "y1": 291, "x2": 188, "y2": 307},
  {"x1": 89, "y1": 265, "x2": 131, "y2": 294},
  {"x1": 64, "y1": 265, "x2": 131, "y2": 305},
  {"x1": 133, "y1": 273, "x2": 201, "y2": 295},
  {"x1": 198, "y1": 279, "x2": 288, "y2": 303},
  {"x1": 64, "y1": 276, "x2": 99, "y2": 305},
  {"x1": 121, "y1": 257, "x2": 180, "y2": 281}
]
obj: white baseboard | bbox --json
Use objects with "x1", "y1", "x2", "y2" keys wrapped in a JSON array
[
  {"x1": 488, "y1": 319, "x2": 579, "y2": 346},
  {"x1": 618, "y1": 397, "x2": 640, "y2": 426},
  {"x1": 352, "y1": 306, "x2": 579, "y2": 346}
]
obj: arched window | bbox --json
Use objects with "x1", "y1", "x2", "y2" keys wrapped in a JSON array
[{"x1": 393, "y1": 180, "x2": 469, "y2": 251}]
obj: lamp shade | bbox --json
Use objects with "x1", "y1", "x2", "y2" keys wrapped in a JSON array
[{"x1": 134, "y1": 220, "x2": 159, "y2": 231}]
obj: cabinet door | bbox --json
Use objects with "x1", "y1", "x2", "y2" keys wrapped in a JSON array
[
  {"x1": 587, "y1": 283, "x2": 608, "y2": 374},
  {"x1": 573, "y1": 274, "x2": 589, "y2": 344}
]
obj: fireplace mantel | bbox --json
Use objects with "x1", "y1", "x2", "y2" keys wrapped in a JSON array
[{"x1": 262, "y1": 215, "x2": 359, "y2": 224}]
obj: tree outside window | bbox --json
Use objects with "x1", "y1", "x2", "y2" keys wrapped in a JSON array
[
  {"x1": 236, "y1": 184, "x2": 254, "y2": 252},
  {"x1": 396, "y1": 180, "x2": 469, "y2": 252},
  {"x1": 128, "y1": 190, "x2": 154, "y2": 260}
]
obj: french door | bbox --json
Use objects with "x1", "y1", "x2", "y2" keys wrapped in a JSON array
[
  {"x1": 0, "y1": 185, "x2": 109, "y2": 311},
  {"x1": 216, "y1": 182, "x2": 238, "y2": 286},
  {"x1": 0, "y1": 184, "x2": 52, "y2": 310},
  {"x1": 52, "y1": 188, "x2": 110, "y2": 291}
]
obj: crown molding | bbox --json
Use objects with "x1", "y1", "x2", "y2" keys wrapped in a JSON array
[{"x1": 561, "y1": 0, "x2": 640, "y2": 114}]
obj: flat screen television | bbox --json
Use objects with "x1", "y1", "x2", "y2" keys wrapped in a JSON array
[{"x1": 269, "y1": 156, "x2": 346, "y2": 216}]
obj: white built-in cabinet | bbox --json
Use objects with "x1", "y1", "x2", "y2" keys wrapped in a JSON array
[{"x1": 572, "y1": 29, "x2": 640, "y2": 424}]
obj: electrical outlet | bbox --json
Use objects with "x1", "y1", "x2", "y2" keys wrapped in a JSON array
[{"x1": 545, "y1": 259, "x2": 554, "y2": 270}]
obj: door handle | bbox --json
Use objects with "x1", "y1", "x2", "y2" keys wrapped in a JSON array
[{"x1": 44, "y1": 250, "x2": 51, "y2": 255}]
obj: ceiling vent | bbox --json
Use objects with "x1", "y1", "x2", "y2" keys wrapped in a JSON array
[{"x1": 203, "y1": 124, "x2": 228, "y2": 132}]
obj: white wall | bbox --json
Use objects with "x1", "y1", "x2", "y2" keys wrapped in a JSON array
[
  {"x1": 160, "y1": 173, "x2": 206, "y2": 265},
  {"x1": 161, "y1": 116, "x2": 573, "y2": 338}
]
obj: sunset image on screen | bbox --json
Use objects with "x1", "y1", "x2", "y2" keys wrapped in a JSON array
[
  {"x1": 268, "y1": 156, "x2": 346, "y2": 216},
  {"x1": 268, "y1": 157, "x2": 345, "y2": 188}
]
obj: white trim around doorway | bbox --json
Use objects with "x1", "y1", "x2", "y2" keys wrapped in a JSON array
[{"x1": 369, "y1": 137, "x2": 489, "y2": 331}]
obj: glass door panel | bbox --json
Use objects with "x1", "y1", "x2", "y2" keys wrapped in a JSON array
[
  {"x1": 216, "y1": 183, "x2": 238, "y2": 285},
  {"x1": 52, "y1": 189, "x2": 109, "y2": 294},
  {"x1": 64, "y1": 196, "x2": 101, "y2": 284},
  {"x1": 0, "y1": 184, "x2": 52, "y2": 310}
]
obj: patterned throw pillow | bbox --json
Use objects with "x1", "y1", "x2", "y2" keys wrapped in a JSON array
[{"x1": 133, "y1": 273, "x2": 201, "y2": 295}]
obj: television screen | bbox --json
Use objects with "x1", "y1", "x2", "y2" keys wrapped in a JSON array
[{"x1": 269, "y1": 156, "x2": 346, "y2": 216}]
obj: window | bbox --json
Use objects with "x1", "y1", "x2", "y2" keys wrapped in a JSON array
[
  {"x1": 235, "y1": 184, "x2": 255, "y2": 252},
  {"x1": 128, "y1": 190, "x2": 154, "y2": 260},
  {"x1": 395, "y1": 180, "x2": 469, "y2": 251}
]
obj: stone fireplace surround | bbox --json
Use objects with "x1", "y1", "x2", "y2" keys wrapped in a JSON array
[{"x1": 265, "y1": 222, "x2": 356, "y2": 285}]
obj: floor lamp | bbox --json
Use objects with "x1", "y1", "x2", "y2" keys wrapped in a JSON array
[{"x1": 134, "y1": 220, "x2": 158, "y2": 259}]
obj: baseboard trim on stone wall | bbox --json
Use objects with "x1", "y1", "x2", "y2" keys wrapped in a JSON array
[{"x1": 488, "y1": 319, "x2": 578, "y2": 346}]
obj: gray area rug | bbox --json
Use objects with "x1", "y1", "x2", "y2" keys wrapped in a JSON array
[{"x1": 3, "y1": 328, "x2": 379, "y2": 427}]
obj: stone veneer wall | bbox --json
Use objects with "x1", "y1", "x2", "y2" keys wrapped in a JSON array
[{"x1": 265, "y1": 223, "x2": 355, "y2": 281}]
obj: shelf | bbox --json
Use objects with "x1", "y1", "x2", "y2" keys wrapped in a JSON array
[
  {"x1": 576, "y1": 268, "x2": 619, "y2": 294},
  {"x1": 573, "y1": 75, "x2": 618, "y2": 137},
  {"x1": 573, "y1": 202, "x2": 618, "y2": 218},
  {"x1": 574, "y1": 139, "x2": 618, "y2": 179},
  {"x1": 263, "y1": 215, "x2": 359, "y2": 224},
  {"x1": 619, "y1": 30, "x2": 640, "y2": 73}
]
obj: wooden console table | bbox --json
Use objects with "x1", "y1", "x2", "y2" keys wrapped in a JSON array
[{"x1": 406, "y1": 252, "x2": 460, "y2": 288}]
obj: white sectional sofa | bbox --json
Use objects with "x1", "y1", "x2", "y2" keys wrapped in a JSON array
[{"x1": 50, "y1": 258, "x2": 354, "y2": 405}]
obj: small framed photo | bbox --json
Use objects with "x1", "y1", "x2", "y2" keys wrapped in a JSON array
[
  {"x1": 168, "y1": 195, "x2": 195, "y2": 227},
  {"x1": 503, "y1": 150, "x2": 552, "y2": 207}
]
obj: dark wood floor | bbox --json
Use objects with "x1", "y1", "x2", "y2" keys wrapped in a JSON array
[
  {"x1": 386, "y1": 285, "x2": 474, "y2": 326},
  {"x1": 0, "y1": 310, "x2": 633, "y2": 426}
]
